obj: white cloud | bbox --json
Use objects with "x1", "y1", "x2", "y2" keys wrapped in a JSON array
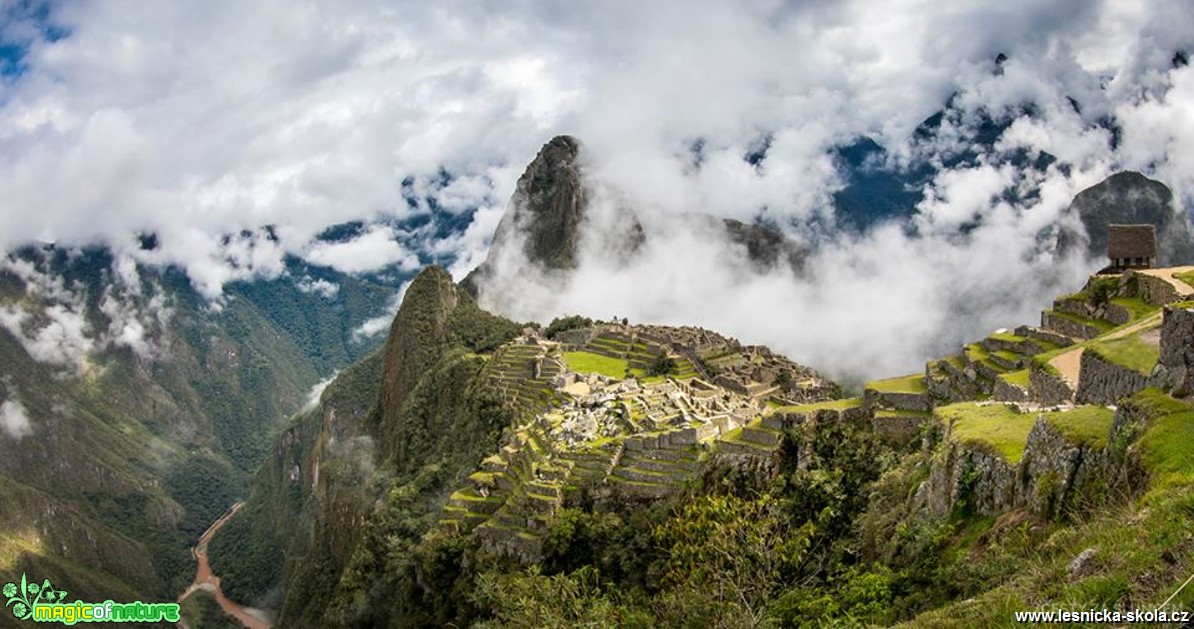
[
  {"x1": 1, "y1": 398, "x2": 33, "y2": 440},
  {"x1": 304, "y1": 225, "x2": 419, "y2": 274},
  {"x1": 303, "y1": 371, "x2": 340, "y2": 411},
  {"x1": 0, "y1": 253, "x2": 173, "y2": 370},
  {"x1": 0, "y1": 1, "x2": 1190, "y2": 380},
  {"x1": 296, "y1": 276, "x2": 340, "y2": 299},
  {"x1": 351, "y1": 282, "x2": 409, "y2": 342}
]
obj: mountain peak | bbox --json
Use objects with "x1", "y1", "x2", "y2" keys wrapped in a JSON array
[
  {"x1": 1062, "y1": 170, "x2": 1193, "y2": 266},
  {"x1": 377, "y1": 265, "x2": 460, "y2": 451}
]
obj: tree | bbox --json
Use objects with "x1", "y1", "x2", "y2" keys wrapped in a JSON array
[
  {"x1": 652, "y1": 494, "x2": 813, "y2": 627},
  {"x1": 647, "y1": 355, "x2": 678, "y2": 377}
]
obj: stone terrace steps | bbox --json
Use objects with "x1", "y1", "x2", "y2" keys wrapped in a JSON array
[
  {"x1": 1015, "y1": 325, "x2": 1077, "y2": 349},
  {"x1": 716, "y1": 419, "x2": 782, "y2": 457}
]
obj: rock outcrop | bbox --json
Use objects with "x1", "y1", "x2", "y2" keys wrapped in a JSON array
[{"x1": 377, "y1": 266, "x2": 460, "y2": 456}]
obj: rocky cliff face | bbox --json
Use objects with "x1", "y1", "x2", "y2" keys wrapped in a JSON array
[
  {"x1": 464, "y1": 136, "x2": 806, "y2": 301},
  {"x1": 498, "y1": 135, "x2": 589, "y2": 270}
]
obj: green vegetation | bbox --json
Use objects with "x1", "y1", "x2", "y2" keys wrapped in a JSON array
[
  {"x1": 938, "y1": 403, "x2": 1035, "y2": 464},
  {"x1": 179, "y1": 590, "x2": 242, "y2": 629},
  {"x1": 1042, "y1": 406, "x2": 1115, "y2": 448},
  {"x1": 164, "y1": 455, "x2": 244, "y2": 541},
  {"x1": 207, "y1": 499, "x2": 284, "y2": 607},
  {"x1": 1086, "y1": 333, "x2": 1161, "y2": 375},
  {"x1": 1174, "y1": 270, "x2": 1194, "y2": 289},
  {"x1": 998, "y1": 369, "x2": 1030, "y2": 388},
  {"x1": 646, "y1": 354, "x2": 678, "y2": 376},
  {"x1": 894, "y1": 389, "x2": 1194, "y2": 626},
  {"x1": 1134, "y1": 393, "x2": 1194, "y2": 491},
  {"x1": 771, "y1": 397, "x2": 861, "y2": 414},
  {"x1": 563, "y1": 351, "x2": 629, "y2": 379},
  {"x1": 866, "y1": 374, "x2": 928, "y2": 393},
  {"x1": 544, "y1": 315, "x2": 593, "y2": 338}
]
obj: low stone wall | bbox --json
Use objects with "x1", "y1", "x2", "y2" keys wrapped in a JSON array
[
  {"x1": 863, "y1": 388, "x2": 933, "y2": 413},
  {"x1": 1103, "y1": 396, "x2": 1154, "y2": 494},
  {"x1": 982, "y1": 336, "x2": 1022, "y2": 354},
  {"x1": 1149, "y1": 305, "x2": 1194, "y2": 396},
  {"x1": 923, "y1": 413, "x2": 1115, "y2": 519},
  {"x1": 1029, "y1": 364, "x2": 1074, "y2": 405},
  {"x1": 1054, "y1": 296, "x2": 1093, "y2": 318},
  {"x1": 1015, "y1": 325, "x2": 1075, "y2": 348},
  {"x1": 871, "y1": 413, "x2": 927, "y2": 448},
  {"x1": 993, "y1": 377, "x2": 1029, "y2": 403},
  {"x1": 1131, "y1": 271, "x2": 1183, "y2": 306},
  {"x1": 1041, "y1": 311, "x2": 1103, "y2": 340},
  {"x1": 1075, "y1": 350, "x2": 1149, "y2": 405}
]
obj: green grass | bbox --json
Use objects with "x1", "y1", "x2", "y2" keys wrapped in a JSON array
[
  {"x1": 866, "y1": 374, "x2": 928, "y2": 394},
  {"x1": 991, "y1": 350, "x2": 1021, "y2": 364},
  {"x1": 1030, "y1": 338, "x2": 1062, "y2": 353},
  {"x1": 938, "y1": 402, "x2": 1036, "y2": 464},
  {"x1": 1174, "y1": 270, "x2": 1194, "y2": 289},
  {"x1": 770, "y1": 397, "x2": 862, "y2": 414},
  {"x1": 1109, "y1": 297, "x2": 1158, "y2": 322},
  {"x1": 874, "y1": 410, "x2": 931, "y2": 419},
  {"x1": 1086, "y1": 334, "x2": 1160, "y2": 375},
  {"x1": 563, "y1": 351, "x2": 629, "y2": 379},
  {"x1": 1041, "y1": 406, "x2": 1115, "y2": 448},
  {"x1": 965, "y1": 343, "x2": 990, "y2": 362},
  {"x1": 1135, "y1": 394, "x2": 1194, "y2": 491},
  {"x1": 988, "y1": 332, "x2": 1027, "y2": 344},
  {"x1": 998, "y1": 369, "x2": 1030, "y2": 388}
]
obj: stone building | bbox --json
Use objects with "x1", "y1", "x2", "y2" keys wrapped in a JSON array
[{"x1": 1107, "y1": 224, "x2": 1158, "y2": 270}]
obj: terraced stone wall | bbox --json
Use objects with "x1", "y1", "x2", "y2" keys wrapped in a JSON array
[
  {"x1": 1075, "y1": 350, "x2": 1150, "y2": 405},
  {"x1": 1150, "y1": 305, "x2": 1194, "y2": 395}
]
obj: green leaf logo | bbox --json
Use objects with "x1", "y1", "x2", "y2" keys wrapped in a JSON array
[{"x1": 4, "y1": 573, "x2": 57, "y2": 620}]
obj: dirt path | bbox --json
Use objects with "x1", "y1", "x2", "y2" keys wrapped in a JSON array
[
  {"x1": 1105, "y1": 311, "x2": 1164, "y2": 341},
  {"x1": 1136, "y1": 266, "x2": 1194, "y2": 296},
  {"x1": 1048, "y1": 348, "x2": 1084, "y2": 387},
  {"x1": 178, "y1": 502, "x2": 272, "y2": 629}
]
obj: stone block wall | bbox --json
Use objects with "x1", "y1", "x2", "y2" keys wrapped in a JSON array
[
  {"x1": 1131, "y1": 272, "x2": 1183, "y2": 306},
  {"x1": 1029, "y1": 364, "x2": 1074, "y2": 405},
  {"x1": 1149, "y1": 305, "x2": 1194, "y2": 396},
  {"x1": 1075, "y1": 350, "x2": 1149, "y2": 405}
]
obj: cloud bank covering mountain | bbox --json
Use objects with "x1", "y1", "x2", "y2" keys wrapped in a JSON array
[{"x1": 0, "y1": 0, "x2": 1192, "y2": 381}]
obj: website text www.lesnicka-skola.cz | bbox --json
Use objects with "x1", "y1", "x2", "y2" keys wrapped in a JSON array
[{"x1": 1014, "y1": 608, "x2": 1191, "y2": 624}]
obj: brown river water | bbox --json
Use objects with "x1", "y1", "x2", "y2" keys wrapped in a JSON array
[{"x1": 176, "y1": 502, "x2": 272, "y2": 629}]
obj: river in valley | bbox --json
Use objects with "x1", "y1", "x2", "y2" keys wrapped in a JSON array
[{"x1": 177, "y1": 502, "x2": 272, "y2": 629}]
